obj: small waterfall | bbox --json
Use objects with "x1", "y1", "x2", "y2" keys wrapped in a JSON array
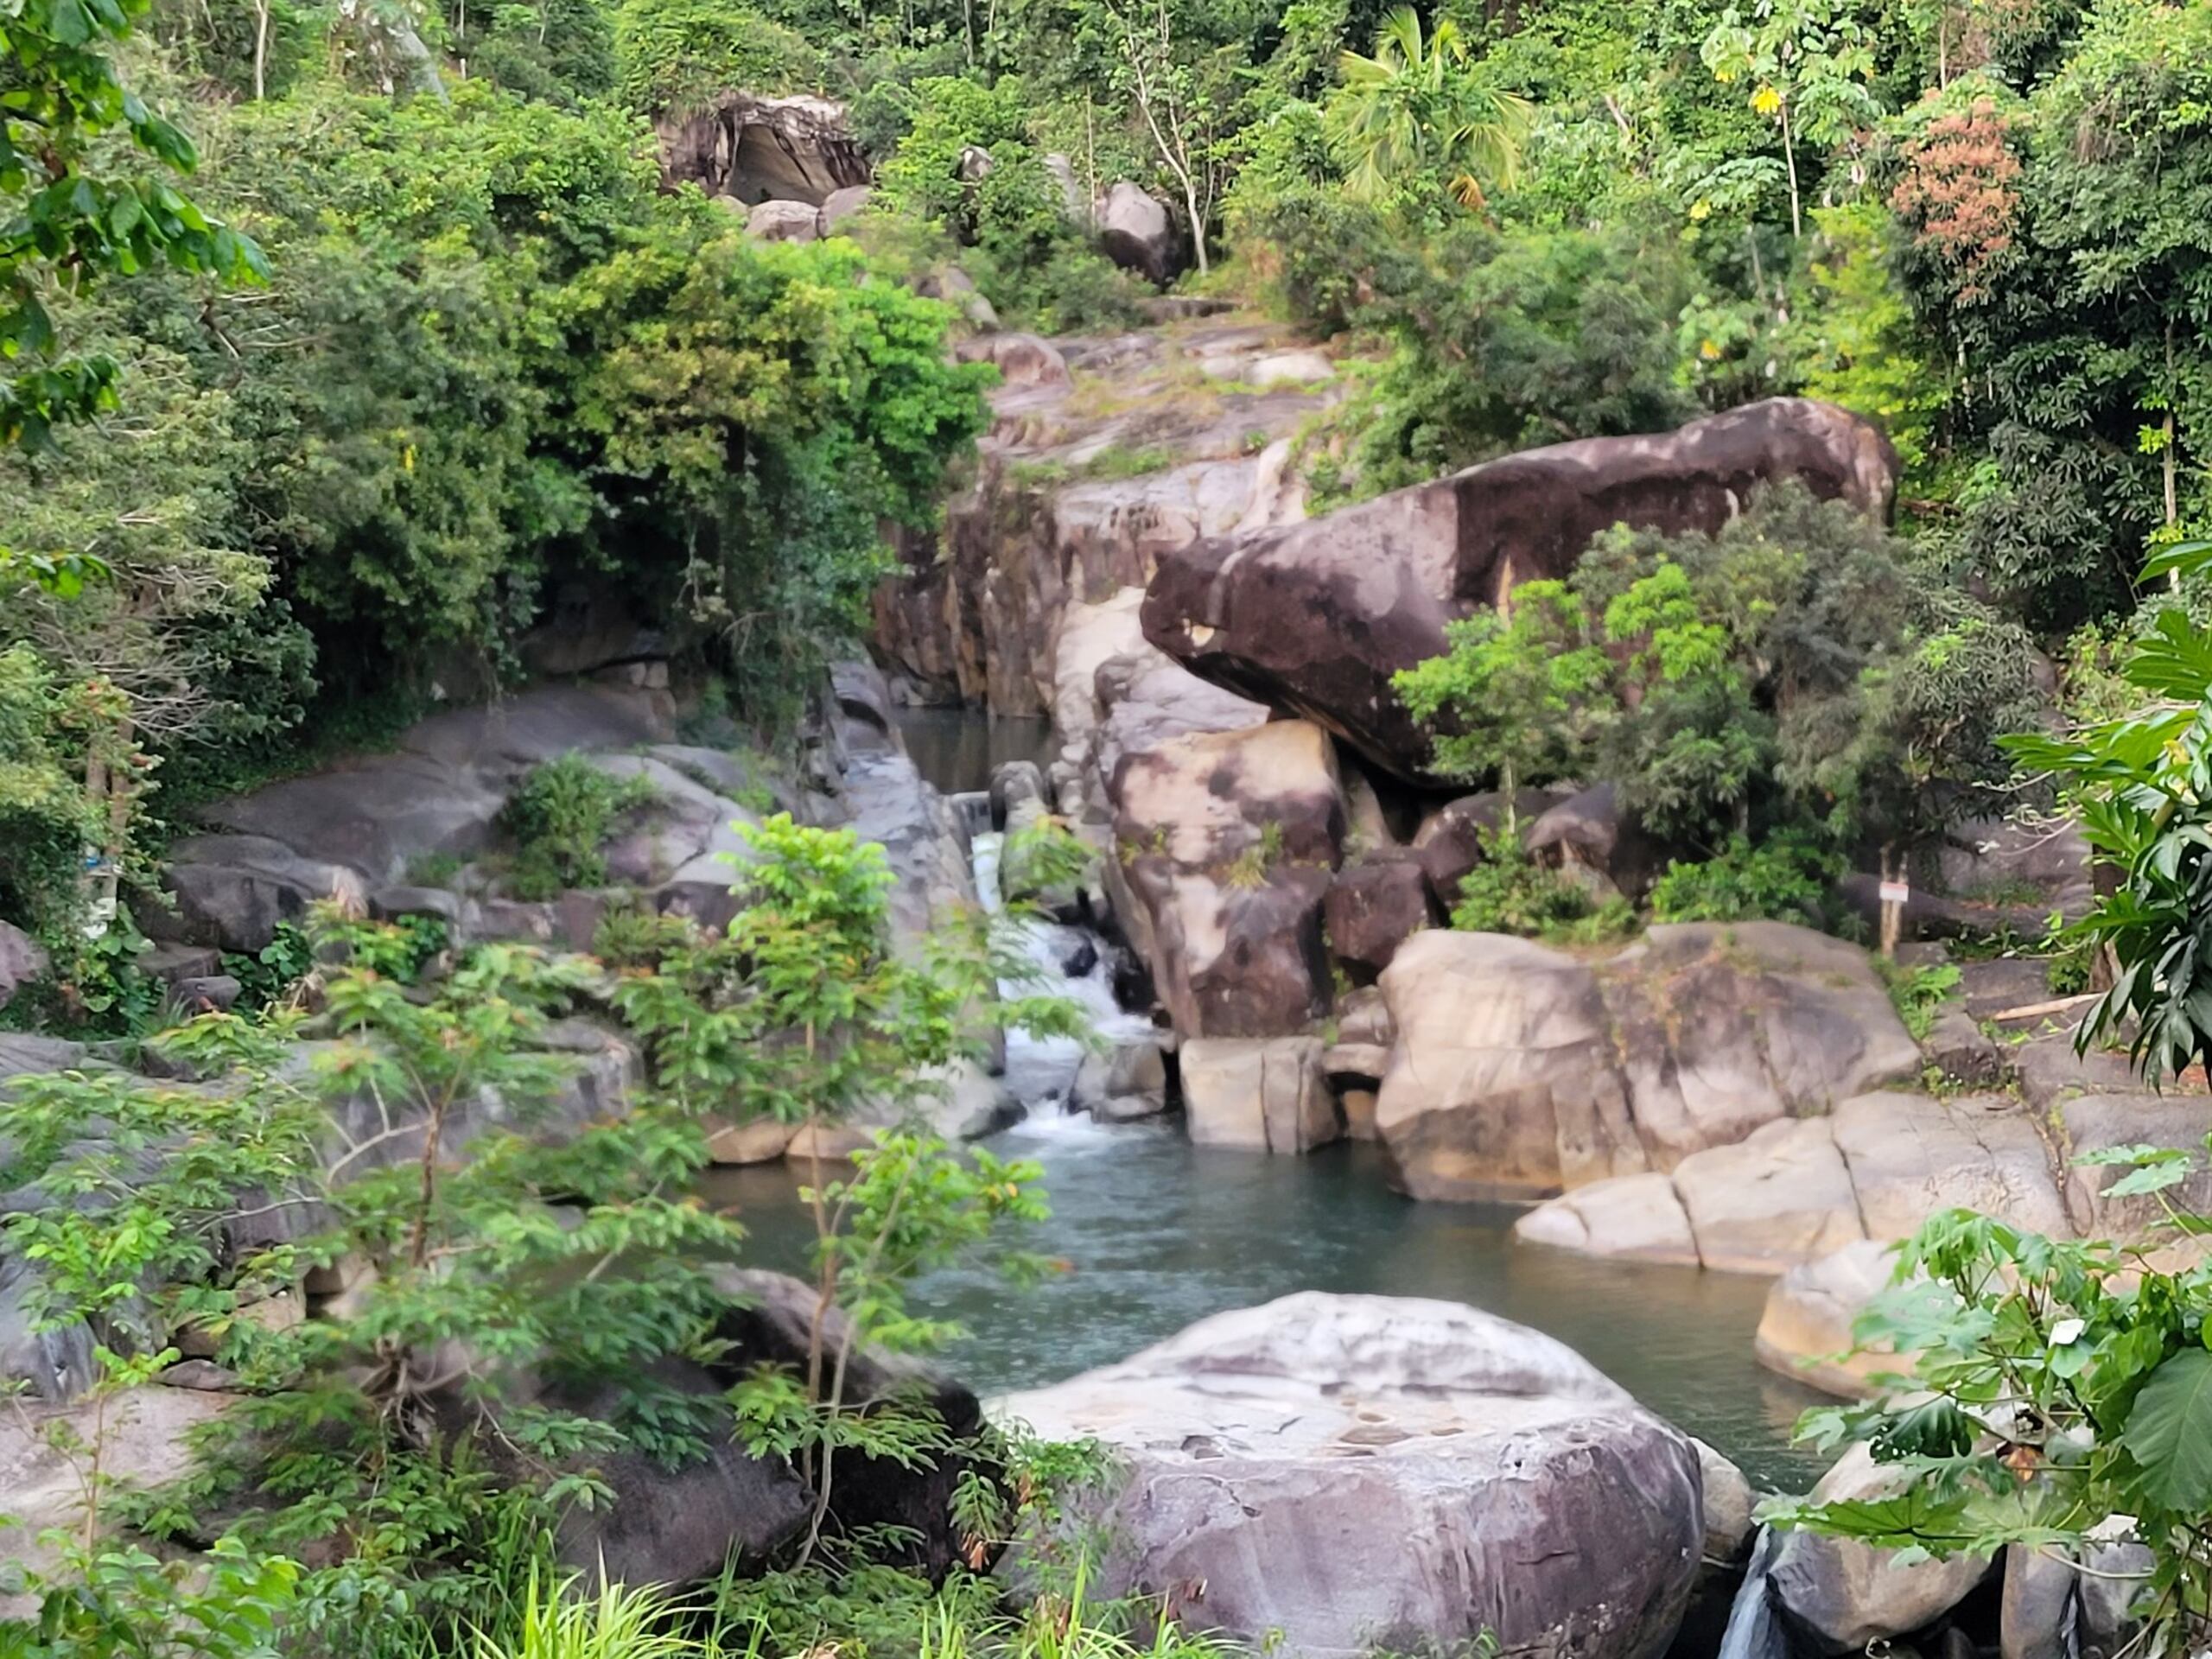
[
  {"x1": 946, "y1": 790, "x2": 994, "y2": 848},
  {"x1": 971, "y1": 830, "x2": 1156, "y2": 1118},
  {"x1": 1714, "y1": 1530, "x2": 1789, "y2": 1659}
]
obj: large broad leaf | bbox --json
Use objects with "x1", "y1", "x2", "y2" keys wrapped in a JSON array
[{"x1": 2121, "y1": 1346, "x2": 2212, "y2": 1512}]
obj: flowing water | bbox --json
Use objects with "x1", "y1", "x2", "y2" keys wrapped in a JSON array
[{"x1": 720, "y1": 709, "x2": 1834, "y2": 1493}]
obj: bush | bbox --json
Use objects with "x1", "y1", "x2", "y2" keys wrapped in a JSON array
[
  {"x1": 1878, "y1": 958, "x2": 1962, "y2": 1041},
  {"x1": 1648, "y1": 834, "x2": 1840, "y2": 925},
  {"x1": 501, "y1": 757, "x2": 652, "y2": 899},
  {"x1": 609, "y1": 0, "x2": 820, "y2": 111},
  {"x1": 1450, "y1": 824, "x2": 1635, "y2": 944}
]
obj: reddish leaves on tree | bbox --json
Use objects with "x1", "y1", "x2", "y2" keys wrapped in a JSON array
[{"x1": 1890, "y1": 97, "x2": 2022, "y2": 306}]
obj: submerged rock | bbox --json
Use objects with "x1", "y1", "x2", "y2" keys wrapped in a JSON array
[
  {"x1": 1141, "y1": 399, "x2": 1897, "y2": 782},
  {"x1": 997, "y1": 1292, "x2": 1704, "y2": 1659}
]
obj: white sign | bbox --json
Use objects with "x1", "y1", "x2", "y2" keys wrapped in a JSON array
[{"x1": 1878, "y1": 880, "x2": 1910, "y2": 906}]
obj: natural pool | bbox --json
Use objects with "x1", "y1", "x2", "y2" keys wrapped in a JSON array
[{"x1": 703, "y1": 1118, "x2": 1832, "y2": 1492}]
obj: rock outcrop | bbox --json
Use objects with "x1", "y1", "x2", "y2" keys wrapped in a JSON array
[
  {"x1": 1376, "y1": 922, "x2": 1920, "y2": 1202},
  {"x1": 1108, "y1": 719, "x2": 1345, "y2": 1039},
  {"x1": 871, "y1": 321, "x2": 1329, "y2": 719},
  {"x1": 658, "y1": 92, "x2": 869, "y2": 206},
  {"x1": 1141, "y1": 399, "x2": 1899, "y2": 781},
  {"x1": 996, "y1": 1293, "x2": 1704, "y2": 1659},
  {"x1": 1519, "y1": 1090, "x2": 2070, "y2": 1272},
  {"x1": 1180, "y1": 1036, "x2": 1339, "y2": 1152}
]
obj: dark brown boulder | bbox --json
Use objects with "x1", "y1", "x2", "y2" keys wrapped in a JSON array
[
  {"x1": 1525, "y1": 783, "x2": 1668, "y2": 904},
  {"x1": 1325, "y1": 855, "x2": 1436, "y2": 977},
  {"x1": 1141, "y1": 399, "x2": 1898, "y2": 781},
  {"x1": 1411, "y1": 788, "x2": 1563, "y2": 906}
]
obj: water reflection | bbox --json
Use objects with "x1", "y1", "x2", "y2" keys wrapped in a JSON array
[
  {"x1": 700, "y1": 1120, "x2": 1830, "y2": 1492},
  {"x1": 889, "y1": 707, "x2": 1059, "y2": 795}
]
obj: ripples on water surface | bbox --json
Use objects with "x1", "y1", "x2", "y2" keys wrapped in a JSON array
[{"x1": 702, "y1": 1116, "x2": 1832, "y2": 1491}]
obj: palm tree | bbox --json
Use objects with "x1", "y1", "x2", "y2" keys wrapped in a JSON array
[{"x1": 1325, "y1": 5, "x2": 1533, "y2": 208}]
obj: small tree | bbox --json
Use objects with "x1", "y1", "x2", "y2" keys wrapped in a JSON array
[
  {"x1": 1325, "y1": 6, "x2": 1533, "y2": 211},
  {"x1": 1700, "y1": 0, "x2": 1881, "y2": 238}
]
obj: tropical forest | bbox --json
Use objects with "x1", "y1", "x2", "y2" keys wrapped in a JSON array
[{"x1": 7, "y1": 0, "x2": 2212, "y2": 1654}]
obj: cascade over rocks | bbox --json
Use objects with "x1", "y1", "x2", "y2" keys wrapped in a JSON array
[
  {"x1": 1375, "y1": 922, "x2": 1920, "y2": 1202},
  {"x1": 657, "y1": 92, "x2": 868, "y2": 207},
  {"x1": 1141, "y1": 398, "x2": 1899, "y2": 782},
  {"x1": 996, "y1": 1292, "x2": 1704, "y2": 1659}
]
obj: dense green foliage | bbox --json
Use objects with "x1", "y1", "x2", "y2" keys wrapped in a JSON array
[
  {"x1": 1395, "y1": 486, "x2": 2042, "y2": 874},
  {"x1": 0, "y1": 822, "x2": 1128, "y2": 1656}
]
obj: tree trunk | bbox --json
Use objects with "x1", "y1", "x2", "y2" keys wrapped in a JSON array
[
  {"x1": 1878, "y1": 844, "x2": 1904, "y2": 961},
  {"x1": 1781, "y1": 97, "x2": 1802, "y2": 238},
  {"x1": 253, "y1": 0, "x2": 269, "y2": 99}
]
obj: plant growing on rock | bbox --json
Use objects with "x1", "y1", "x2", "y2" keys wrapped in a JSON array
[{"x1": 501, "y1": 755, "x2": 654, "y2": 899}]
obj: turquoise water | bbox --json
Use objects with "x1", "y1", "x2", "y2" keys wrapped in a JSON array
[{"x1": 702, "y1": 1118, "x2": 1832, "y2": 1493}]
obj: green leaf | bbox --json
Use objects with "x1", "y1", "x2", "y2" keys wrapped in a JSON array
[{"x1": 2121, "y1": 1347, "x2": 2212, "y2": 1511}]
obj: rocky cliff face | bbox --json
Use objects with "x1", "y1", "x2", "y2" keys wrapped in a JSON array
[
  {"x1": 656, "y1": 92, "x2": 869, "y2": 206},
  {"x1": 870, "y1": 321, "x2": 1333, "y2": 716}
]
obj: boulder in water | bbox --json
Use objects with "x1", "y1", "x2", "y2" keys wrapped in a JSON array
[
  {"x1": 996, "y1": 1292, "x2": 1705, "y2": 1659},
  {"x1": 1180, "y1": 1036, "x2": 1338, "y2": 1153}
]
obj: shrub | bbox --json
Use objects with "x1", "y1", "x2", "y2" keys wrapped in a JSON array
[
  {"x1": 609, "y1": 0, "x2": 820, "y2": 111},
  {"x1": 1648, "y1": 834, "x2": 1840, "y2": 925},
  {"x1": 1879, "y1": 958, "x2": 1962, "y2": 1041},
  {"x1": 1450, "y1": 824, "x2": 1634, "y2": 944},
  {"x1": 501, "y1": 756, "x2": 652, "y2": 899}
]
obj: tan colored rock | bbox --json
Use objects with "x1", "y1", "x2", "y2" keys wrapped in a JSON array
[
  {"x1": 1338, "y1": 1085, "x2": 1378, "y2": 1141},
  {"x1": 1770, "y1": 1443, "x2": 1995, "y2": 1652},
  {"x1": 1514, "y1": 1173, "x2": 1699, "y2": 1266},
  {"x1": 744, "y1": 198, "x2": 821, "y2": 242},
  {"x1": 2060, "y1": 1092, "x2": 2212, "y2": 1236},
  {"x1": 1830, "y1": 1091, "x2": 2070, "y2": 1243},
  {"x1": 1600, "y1": 924, "x2": 1921, "y2": 1169},
  {"x1": 175, "y1": 1287, "x2": 302, "y2": 1359},
  {"x1": 1376, "y1": 931, "x2": 1643, "y2": 1201},
  {"x1": 0, "y1": 1389, "x2": 232, "y2": 1616},
  {"x1": 708, "y1": 1116, "x2": 800, "y2": 1165},
  {"x1": 954, "y1": 330, "x2": 1069, "y2": 391},
  {"x1": 1671, "y1": 1118, "x2": 1864, "y2": 1273},
  {"x1": 1181, "y1": 1036, "x2": 1339, "y2": 1154},
  {"x1": 1110, "y1": 721, "x2": 1344, "y2": 1039},
  {"x1": 1755, "y1": 1240, "x2": 1903, "y2": 1398}
]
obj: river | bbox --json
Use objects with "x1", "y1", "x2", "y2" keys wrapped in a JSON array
[{"x1": 737, "y1": 705, "x2": 1838, "y2": 1492}]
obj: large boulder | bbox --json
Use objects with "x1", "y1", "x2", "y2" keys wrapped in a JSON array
[
  {"x1": 1093, "y1": 181, "x2": 1178, "y2": 284},
  {"x1": 1180, "y1": 1036, "x2": 1339, "y2": 1153},
  {"x1": 1411, "y1": 788, "x2": 1561, "y2": 906},
  {"x1": 1525, "y1": 784, "x2": 1665, "y2": 903},
  {"x1": 996, "y1": 1294, "x2": 1704, "y2": 1659},
  {"x1": 1108, "y1": 719, "x2": 1345, "y2": 1039},
  {"x1": 1323, "y1": 853, "x2": 1435, "y2": 976},
  {"x1": 657, "y1": 92, "x2": 869, "y2": 206},
  {"x1": 1770, "y1": 1444, "x2": 1994, "y2": 1652},
  {"x1": 1756, "y1": 1240, "x2": 1900, "y2": 1398},
  {"x1": 1376, "y1": 923, "x2": 1919, "y2": 1202},
  {"x1": 0, "y1": 1389, "x2": 232, "y2": 1616},
  {"x1": 743, "y1": 197, "x2": 821, "y2": 241},
  {"x1": 1521, "y1": 1090, "x2": 2070, "y2": 1273},
  {"x1": 1142, "y1": 400, "x2": 1898, "y2": 781}
]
